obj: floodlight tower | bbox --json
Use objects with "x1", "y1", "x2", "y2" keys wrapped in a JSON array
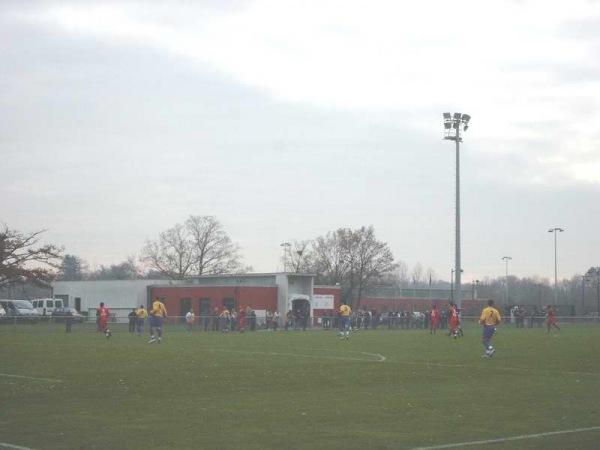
[
  {"x1": 548, "y1": 228, "x2": 564, "y2": 304},
  {"x1": 443, "y1": 112, "x2": 471, "y2": 309},
  {"x1": 502, "y1": 256, "x2": 512, "y2": 306},
  {"x1": 280, "y1": 242, "x2": 291, "y2": 272}
]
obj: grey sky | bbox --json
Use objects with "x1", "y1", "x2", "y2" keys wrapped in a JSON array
[{"x1": 1, "y1": 0, "x2": 599, "y2": 283}]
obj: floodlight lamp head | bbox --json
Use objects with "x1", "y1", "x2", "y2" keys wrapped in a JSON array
[
  {"x1": 443, "y1": 112, "x2": 451, "y2": 119},
  {"x1": 462, "y1": 114, "x2": 471, "y2": 123},
  {"x1": 453, "y1": 112, "x2": 462, "y2": 119},
  {"x1": 444, "y1": 122, "x2": 452, "y2": 129},
  {"x1": 463, "y1": 125, "x2": 469, "y2": 131}
]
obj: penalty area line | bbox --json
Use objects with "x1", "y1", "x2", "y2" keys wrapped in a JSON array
[
  {"x1": 0, "y1": 373, "x2": 62, "y2": 383},
  {"x1": 411, "y1": 425, "x2": 600, "y2": 449},
  {"x1": 0, "y1": 442, "x2": 39, "y2": 450}
]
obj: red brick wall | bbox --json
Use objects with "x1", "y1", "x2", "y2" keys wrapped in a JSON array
[{"x1": 149, "y1": 285, "x2": 278, "y2": 315}]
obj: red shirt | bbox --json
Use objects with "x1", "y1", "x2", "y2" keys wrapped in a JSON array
[
  {"x1": 449, "y1": 306, "x2": 459, "y2": 324},
  {"x1": 98, "y1": 306, "x2": 109, "y2": 320}
]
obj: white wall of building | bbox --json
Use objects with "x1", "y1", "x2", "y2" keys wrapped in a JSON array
[{"x1": 52, "y1": 280, "x2": 168, "y2": 316}]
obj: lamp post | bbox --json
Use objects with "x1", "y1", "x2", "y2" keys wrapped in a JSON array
[
  {"x1": 596, "y1": 269, "x2": 600, "y2": 322},
  {"x1": 280, "y1": 242, "x2": 291, "y2": 272},
  {"x1": 502, "y1": 256, "x2": 512, "y2": 306},
  {"x1": 548, "y1": 228, "x2": 564, "y2": 304},
  {"x1": 450, "y1": 268, "x2": 463, "y2": 303},
  {"x1": 472, "y1": 279, "x2": 480, "y2": 300},
  {"x1": 443, "y1": 112, "x2": 470, "y2": 309},
  {"x1": 581, "y1": 276, "x2": 588, "y2": 316}
]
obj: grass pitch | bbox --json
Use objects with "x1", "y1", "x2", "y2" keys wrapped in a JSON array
[{"x1": 1, "y1": 322, "x2": 600, "y2": 450}]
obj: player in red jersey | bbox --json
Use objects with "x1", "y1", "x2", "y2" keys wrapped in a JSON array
[
  {"x1": 430, "y1": 305, "x2": 439, "y2": 334},
  {"x1": 97, "y1": 302, "x2": 111, "y2": 338},
  {"x1": 448, "y1": 302, "x2": 459, "y2": 338},
  {"x1": 546, "y1": 305, "x2": 561, "y2": 333}
]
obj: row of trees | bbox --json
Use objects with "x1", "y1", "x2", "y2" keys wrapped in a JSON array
[{"x1": 1, "y1": 218, "x2": 598, "y2": 312}]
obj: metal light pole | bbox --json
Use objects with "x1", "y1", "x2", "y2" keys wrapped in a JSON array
[
  {"x1": 443, "y1": 112, "x2": 470, "y2": 309},
  {"x1": 280, "y1": 242, "x2": 291, "y2": 272},
  {"x1": 548, "y1": 228, "x2": 564, "y2": 304},
  {"x1": 502, "y1": 256, "x2": 512, "y2": 306},
  {"x1": 596, "y1": 269, "x2": 600, "y2": 321},
  {"x1": 581, "y1": 276, "x2": 588, "y2": 316}
]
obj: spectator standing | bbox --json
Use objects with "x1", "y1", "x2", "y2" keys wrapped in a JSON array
[
  {"x1": 430, "y1": 305, "x2": 439, "y2": 335},
  {"x1": 186, "y1": 309, "x2": 195, "y2": 332},
  {"x1": 128, "y1": 309, "x2": 137, "y2": 333}
]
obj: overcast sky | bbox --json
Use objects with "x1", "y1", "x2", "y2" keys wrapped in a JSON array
[{"x1": 2, "y1": 0, "x2": 599, "y2": 284}]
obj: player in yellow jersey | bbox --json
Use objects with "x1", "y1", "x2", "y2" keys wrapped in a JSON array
[
  {"x1": 339, "y1": 300, "x2": 352, "y2": 340},
  {"x1": 479, "y1": 299, "x2": 501, "y2": 357},
  {"x1": 136, "y1": 305, "x2": 148, "y2": 336},
  {"x1": 148, "y1": 298, "x2": 168, "y2": 344}
]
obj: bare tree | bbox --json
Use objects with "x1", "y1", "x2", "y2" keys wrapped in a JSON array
[
  {"x1": 352, "y1": 226, "x2": 398, "y2": 307},
  {"x1": 425, "y1": 267, "x2": 437, "y2": 285},
  {"x1": 411, "y1": 262, "x2": 423, "y2": 287},
  {"x1": 186, "y1": 216, "x2": 243, "y2": 275},
  {"x1": 288, "y1": 240, "x2": 312, "y2": 273},
  {"x1": 396, "y1": 260, "x2": 410, "y2": 290},
  {"x1": 89, "y1": 255, "x2": 143, "y2": 280},
  {"x1": 141, "y1": 216, "x2": 245, "y2": 279},
  {"x1": 311, "y1": 226, "x2": 397, "y2": 307},
  {"x1": 0, "y1": 224, "x2": 63, "y2": 289},
  {"x1": 141, "y1": 223, "x2": 196, "y2": 279},
  {"x1": 311, "y1": 229, "x2": 351, "y2": 287}
]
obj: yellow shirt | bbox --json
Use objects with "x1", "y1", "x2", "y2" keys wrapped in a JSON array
[
  {"x1": 219, "y1": 309, "x2": 230, "y2": 318},
  {"x1": 137, "y1": 308, "x2": 148, "y2": 319},
  {"x1": 340, "y1": 304, "x2": 352, "y2": 317},
  {"x1": 479, "y1": 306, "x2": 501, "y2": 326},
  {"x1": 151, "y1": 300, "x2": 167, "y2": 318}
]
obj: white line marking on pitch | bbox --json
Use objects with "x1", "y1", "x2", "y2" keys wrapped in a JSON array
[
  {"x1": 213, "y1": 349, "x2": 385, "y2": 362},
  {"x1": 386, "y1": 360, "x2": 599, "y2": 377},
  {"x1": 411, "y1": 425, "x2": 600, "y2": 449},
  {"x1": 0, "y1": 442, "x2": 39, "y2": 450},
  {"x1": 0, "y1": 373, "x2": 62, "y2": 383}
]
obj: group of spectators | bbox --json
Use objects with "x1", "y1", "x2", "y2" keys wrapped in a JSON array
[{"x1": 320, "y1": 309, "x2": 455, "y2": 331}]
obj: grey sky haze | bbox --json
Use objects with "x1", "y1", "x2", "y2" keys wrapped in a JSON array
[{"x1": 2, "y1": 0, "x2": 599, "y2": 284}]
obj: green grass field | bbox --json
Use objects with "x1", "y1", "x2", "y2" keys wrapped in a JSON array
[{"x1": 1, "y1": 322, "x2": 600, "y2": 450}]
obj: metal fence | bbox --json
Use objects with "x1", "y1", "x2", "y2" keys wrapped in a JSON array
[{"x1": 1, "y1": 314, "x2": 599, "y2": 334}]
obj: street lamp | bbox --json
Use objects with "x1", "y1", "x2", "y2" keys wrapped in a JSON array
[
  {"x1": 581, "y1": 275, "x2": 589, "y2": 316},
  {"x1": 443, "y1": 112, "x2": 470, "y2": 309},
  {"x1": 472, "y1": 279, "x2": 480, "y2": 300},
  {"x1": 501, "y1": 256, "x2": 512, "y2": 306},
  {"x1": 280, "y1": 242, "x2": 291, "y2": 272},
  {"x1": 595, "y1": 269, "x2": 600, "y2": 321},
  {"x1": 548, "y1": 228, "x2": 564, "y2": 304}
]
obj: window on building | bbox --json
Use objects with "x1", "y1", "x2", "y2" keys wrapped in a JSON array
[{"x1": 180, "y1": 298, "x2": 191, "y2": 322}]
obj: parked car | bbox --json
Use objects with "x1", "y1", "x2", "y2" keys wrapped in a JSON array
[
  {"x1": 0, "y1": 299, "x2": 40, "y2": 324},
  {"x1": 32, "y1": 298, "x2": 64, "y2": 316},
  {"x1": 51, "y1": 307, "x2": 85, "y2": 323}
]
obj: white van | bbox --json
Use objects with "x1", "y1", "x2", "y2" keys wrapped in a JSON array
[
  {"x1": 0, "y1": 299, "x2": 39, "y2": 323},
  {"x1": 32, "y1": 298, "x2": 64, "y2": 316}
]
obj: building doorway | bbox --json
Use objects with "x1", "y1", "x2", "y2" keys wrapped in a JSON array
[{"x1": 292, "y1": 298, "x2": 310, "y2": 329}]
